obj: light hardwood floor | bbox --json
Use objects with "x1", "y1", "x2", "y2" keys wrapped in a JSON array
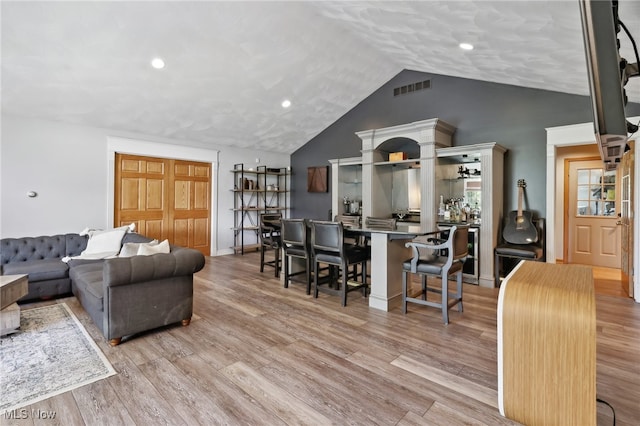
[
  {"x1": 6, "y1": 253, "x2": 640, "y2": 425},
  {"x1": 593, "y1": 266, "x2": 631, "y2": 298}
]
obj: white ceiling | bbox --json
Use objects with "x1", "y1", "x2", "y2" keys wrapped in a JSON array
[{"x1": 2, "y1": 1, "x2": 639, "y2": 154}]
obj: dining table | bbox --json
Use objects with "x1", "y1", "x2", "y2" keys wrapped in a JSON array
[{"x1": 344, "y1": 224, "x2": 429, "y2": 311}]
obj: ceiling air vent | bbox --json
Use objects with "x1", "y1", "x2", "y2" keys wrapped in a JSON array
[{"x1": 393, "y1": 79, "x2": 431, "y2": 97}]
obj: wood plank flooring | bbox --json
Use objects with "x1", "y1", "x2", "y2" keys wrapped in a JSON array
[
  {"x1": 5, "y1": 253, "x2": 640, "y2": 425},
  {"x1": 593, "y1": 266, "x2": 631, "y2": 298}
]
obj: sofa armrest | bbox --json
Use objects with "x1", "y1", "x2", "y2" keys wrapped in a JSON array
[{"x1": 102, "y1": 248, "x2": 205, "y2": 287}]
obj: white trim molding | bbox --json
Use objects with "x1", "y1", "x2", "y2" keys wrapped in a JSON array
[
  {"x1": 106, "y1": 136, "x2": 220, "y2": 256},
  {"x1": 356, "y1": 118, "x2": 455, "y2": 232},
  {"x1": 546, "y1": 117, "x2": 640, "y2": 303}
]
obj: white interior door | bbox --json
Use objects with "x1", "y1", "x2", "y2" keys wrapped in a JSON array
[{"x1": 568, "y1": 159, "x2": 621, "y2": 268}]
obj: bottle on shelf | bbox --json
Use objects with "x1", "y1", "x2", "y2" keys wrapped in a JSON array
[
  {"x1": 343, "y1": 196, "x2": 351, "y2": 214},
  {"x1": 452, "y1": 201, "x2": 460, "y2": 222},
  {"x1": 438, "y1": 195, "x2": 445, "y2": 221},
  {"x1": 471, "y1": 202, "x2": 481, "y2": 223},
  {"x1": 444, "y1": 203, "x2": 451, "y2": 221}
]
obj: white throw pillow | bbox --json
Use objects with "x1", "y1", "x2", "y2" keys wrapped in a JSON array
[
  {"x1": 119, "y1": 240, "x2": 159, "y2": 258},
  {"x1": 82, "y1": 228, "x2": 128, "y2": 256},
  {"x1": 137, "y1": 239, "x2": 170, "y2": 256}
]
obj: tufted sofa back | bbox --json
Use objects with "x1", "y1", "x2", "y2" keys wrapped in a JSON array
[
  {"x1": 0, "y1": 234, "x2": 88, "y2": 271},
  {"x1": 65, "y1": 234, "x2": 89, "y2": 257}
]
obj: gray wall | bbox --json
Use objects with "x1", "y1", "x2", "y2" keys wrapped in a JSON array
[{"x1": 291, "y1": 69, "x2": 640, "y2": 220}]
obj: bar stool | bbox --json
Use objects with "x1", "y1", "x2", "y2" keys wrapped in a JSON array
[
  {"x1": 402, "y1": 225, "x2": 469, "y2": 324},
  {"x1": 310, "y1": 220, "x2": 370, "y2": 306},
  {"x1": 259, "y1": 213, "x2": 282, "y2": 277},
  {"x1": 281, "y1": 218, "x2": 312, "y2": 294}
]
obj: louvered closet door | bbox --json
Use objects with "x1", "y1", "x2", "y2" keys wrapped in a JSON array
[{"x1": 114, "y1": 153, "x2": 212, "y2": 255}]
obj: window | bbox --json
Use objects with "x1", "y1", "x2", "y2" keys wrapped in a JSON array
[
  {"x1": 464, "y1": 178, "x2": 481, "y2": 210},
  {"x1": 576, "y1": 167, "x2": 616, "y2": 216}
]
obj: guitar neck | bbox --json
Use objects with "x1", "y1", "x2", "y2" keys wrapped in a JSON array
[{"x1": 517, "y1": 186, "x2": 524, "y2": 216}]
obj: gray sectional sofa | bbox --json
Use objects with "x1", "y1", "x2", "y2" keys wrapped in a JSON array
[{"x1": 1, "y1": 232, "x2": 205, "y2": 345}]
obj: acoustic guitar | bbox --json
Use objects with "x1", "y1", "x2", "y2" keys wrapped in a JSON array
[{"x1": 503, "y1": 179, "x2": 538, "y2": 244}]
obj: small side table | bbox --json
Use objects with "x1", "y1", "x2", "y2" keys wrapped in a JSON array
[{"x1": 1, "y1": 274, "x2": 29, "y2": 336}]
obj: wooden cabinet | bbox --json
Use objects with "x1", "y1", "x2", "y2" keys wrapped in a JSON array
[
  {"x1": 231, "y1": 163, "x2": 289, "y2": 254},
  {"x1": 357, "y1": 118, "x2": 456, "y2": 233},
  {"x1": 329, "y1": 157, "x2": 362, "y2": 220},
  {"x1": 436, "y1": 143, "x2": 506, "y2": 287},
  {"x1": 339, "y1": 119, "x2": 507, "y2": 287}
]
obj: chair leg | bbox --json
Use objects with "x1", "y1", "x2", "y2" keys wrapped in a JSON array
[
  {"x1": 260, "y1": 245, "x2": 265, "y2": 272},
  {"x1": 401, "y1": 271, "x2": 408, "y2": 314},
  {"x1": 305, "y1": 256, "x2": 311, "y2": 295},
  {"x1": 441, "y1": 274, "x2": 449, "y2": 325},
  {"x1": 283, "y1": 254, "x2": 289, "y2": 288},
  {"x1": 313, "y1": 260, "x2": 320, "y2": 298},
  {"x1": 421, "y1": 275, "x2": 427, "y2": 300},
  {"x1": 457, "y1": 270, "x2": 464, "y2": 313},
  {"x1": 341, "y1": 261, "x2": 348, "y2": 306},
  {"x1": 283, "y1": 254, "x2": 288, "y2": 288},
  {"x1": 495, "y1": 252, "x2": 500, "y2": 287},
  {"x1": 361, "y1": 260, "x2": 368, "y2": 297},
  {"x1": 274, "y1": 246, "x2": 280, "y2": 278}
]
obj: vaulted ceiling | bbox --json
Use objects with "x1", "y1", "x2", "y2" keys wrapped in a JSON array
[{"x1": 2, "y1": 1, "x2": 639, "y2": 153}]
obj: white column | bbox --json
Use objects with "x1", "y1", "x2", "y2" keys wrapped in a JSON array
[
  {"x1": 477, "y1": 147, "x2": 502, "y2": 287},
  {"x1": 358, "y1": 130, "x2": 375, "y2": 221},
  {"x1": 368, "y1": 233, "x2": 412, "y2": 311},
  {"x1": 419, "y1": 140, "x2": 437, "y2": 232}
]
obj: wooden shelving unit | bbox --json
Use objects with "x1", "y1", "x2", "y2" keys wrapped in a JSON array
[{"x1": 231, "y1": 163, "x2": 289, "y2": 254}]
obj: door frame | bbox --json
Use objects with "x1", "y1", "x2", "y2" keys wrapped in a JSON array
[
  {"x1": 107, "y1": 136, "x2": 219, "y2": 256},
  {"x1": 546, "y1": 117, "x2": 640, "y2": 303}
]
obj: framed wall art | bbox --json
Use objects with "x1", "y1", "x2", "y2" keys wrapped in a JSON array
[{"x1": 307, "y1": 166, "x2": 328, "y2": 192}]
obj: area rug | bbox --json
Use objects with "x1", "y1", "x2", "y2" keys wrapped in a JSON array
[{"x1": 0, "y1": 303, "x2": 116, "y2": 414}]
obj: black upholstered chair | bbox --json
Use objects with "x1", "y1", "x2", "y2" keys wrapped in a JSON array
[
  {"x1": 334, "y1": 214, "x2": 360, "y2": 228},
  {"x1": 310, "y1": 220, "x2": 370, "y2": 306},
  {"x1": 402, "y1": 225, "x2": 469, "y2": 324},
  {"x1": 334, "y1": 215, "x2": 364, "y2": 247},
  {"x1": 259, "y1": 213, "x2": 282, "y2": 278},
  {"x1": 281, "y1": 218, "x2": 312, "y2": 294},
  {"x1": 334, "y1": 214, "x2": 370, "y2": 279},
  {"x1": 494, "y1": 218, "x2": 546, "y2": 286}
]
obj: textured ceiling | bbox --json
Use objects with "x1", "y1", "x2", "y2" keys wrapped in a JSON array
[{"x1": 2, "y1": 1, "x2": 639, "y2": 154}]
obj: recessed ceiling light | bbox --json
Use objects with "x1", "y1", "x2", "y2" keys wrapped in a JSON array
[
  {"x1": 151, "y1": 58, "x2": 165, "y2": 69},
  {"x1": 281, "y1": 99, "x2": 291, "y2": 108},
  {"x1": 459, "y1": 43, "x2": 474, "y2": 51}
]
